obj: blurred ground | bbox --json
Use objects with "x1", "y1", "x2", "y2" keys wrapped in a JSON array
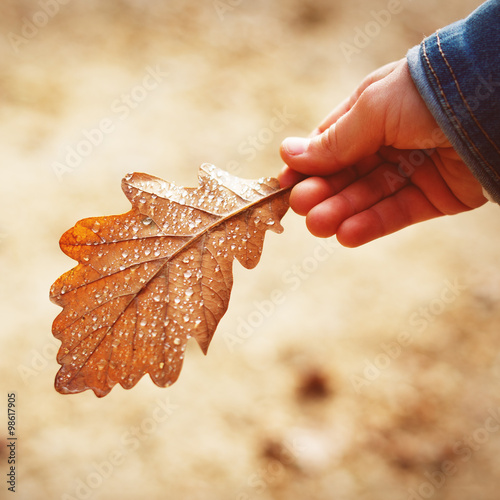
[{"x1": 1, "y1": 0, "x2": 500, "y2": 499}]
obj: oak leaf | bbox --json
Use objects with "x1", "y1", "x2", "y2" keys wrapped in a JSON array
[{"x1": 50, "y1": 164, "x2": 290, "y2": 397}]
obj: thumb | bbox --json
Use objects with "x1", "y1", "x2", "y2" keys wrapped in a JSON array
[{"x1": 280, "y1": 83, "x2": 388, "y2": 176}]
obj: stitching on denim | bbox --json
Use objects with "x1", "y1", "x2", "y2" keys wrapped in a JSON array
[
  {"x1": 436, "y1": 32, "x2": 500, "y2": 157},
  {"x1": 422, "y1": 33, "x2": 500, "y2": 182}
]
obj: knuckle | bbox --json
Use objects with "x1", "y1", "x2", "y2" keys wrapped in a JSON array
[{"x1": 319, "y1": 126, "x2": 338, "y2": 155}]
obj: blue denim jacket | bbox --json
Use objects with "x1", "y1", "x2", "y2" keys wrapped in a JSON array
[{"x1": 407, "y1": 0, "x2": 500, "y2": 203}]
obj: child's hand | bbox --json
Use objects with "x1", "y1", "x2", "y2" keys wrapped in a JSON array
[{"x1": 279, "y1": 58, "x2": 486, "y2": 247}]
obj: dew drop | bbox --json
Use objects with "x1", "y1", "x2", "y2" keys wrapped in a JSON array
[
  {"x1": 254, "y1": 216, "x2": 261, "y2": 224},
  {"x1": 153, "y1": 295, "x2": 161, "y2": 302},
  {"x1": 173, "y1": 338, "x2": 181, "y2": 346},
  {"x1": 183, "y1": 314, "x2": 190, "y2": 322},
  {"x1": 122, "y1": 250, "x2": 129, "y2": 258},
  {"x1": 140, "y1": 318, "x2": 147, "y2": 327},
  {"x1": 266, "y1": 220, "x2": 275, "y2": 226},
  {"x1": 174, "y1": 297, "x2": 181, "y2": 305},
  {"x1": 97, "y1": 359, "x2": 107, "y2": 371},
  {"x1": 159, "y1": 362, "x2": 165, "y2": 369},
  {"x1": 185, "y1": 287, "x2": 194, "y2": 298},
  {"x1": 144, "y1": 248, "x2": 151, "y2": 256},
  {"x1": 184, "y1": 270, "x2": 192, "y2": 279},
  {"x1": 143, "y1": 217, "x2": 153, "y2": 226}
]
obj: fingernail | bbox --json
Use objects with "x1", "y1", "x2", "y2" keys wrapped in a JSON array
[{"x1": 282, "y1": 137, "x2": 310, "y2": 156}]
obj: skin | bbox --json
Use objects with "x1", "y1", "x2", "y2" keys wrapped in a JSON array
[{"x1": 278, "y1": 58, "x2": 487, "y2": 247}]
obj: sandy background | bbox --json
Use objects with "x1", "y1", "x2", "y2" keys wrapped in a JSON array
[{"x1": 2, "y1": 0, "x2": 500, "y2": 499}]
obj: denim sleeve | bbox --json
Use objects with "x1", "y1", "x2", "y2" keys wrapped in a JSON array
[{"x1": 407, "y1": 0, "x2": 500, "y2": 203}]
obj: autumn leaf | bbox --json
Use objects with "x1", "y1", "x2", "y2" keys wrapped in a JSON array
[{"x1": 50, "y1": 164, "x2": 290, "y2": 397}]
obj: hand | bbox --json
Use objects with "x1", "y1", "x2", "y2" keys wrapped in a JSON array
[{"x1": 279, "y1": 58, "x2": 486, "y2": 247}]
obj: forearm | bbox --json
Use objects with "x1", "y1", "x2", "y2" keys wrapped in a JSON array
[{"x1": 407, "y1": 0, "x2": 500, "y2": 203}]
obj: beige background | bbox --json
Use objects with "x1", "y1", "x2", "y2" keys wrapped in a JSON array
[{"x1": 2, "y1": 0, "x2": 500, "y2": 499}]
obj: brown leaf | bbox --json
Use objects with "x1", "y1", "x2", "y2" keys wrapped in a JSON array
[{"x1": 50, "y1": 164, "x2": 290, "y2": 397}]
